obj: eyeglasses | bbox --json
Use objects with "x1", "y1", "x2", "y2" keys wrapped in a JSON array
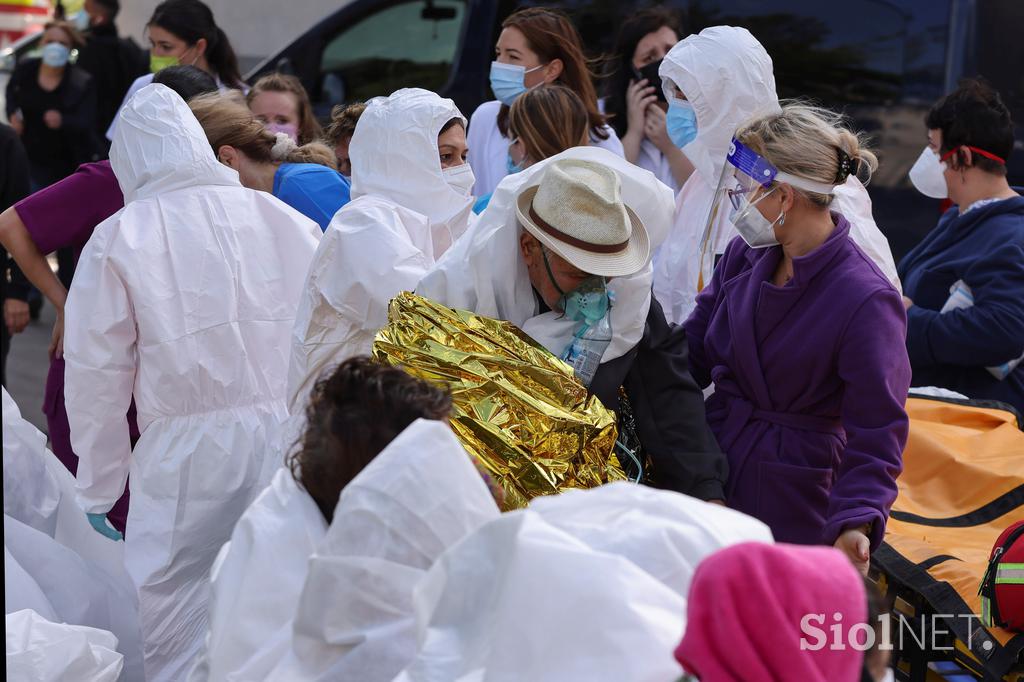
[{"x1": 727, "y1": 183, "x2": 755, "y2": 211}]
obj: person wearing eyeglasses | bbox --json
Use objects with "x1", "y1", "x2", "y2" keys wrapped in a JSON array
[{"x1": 683, "y1": 104, "x2": 911, "y2": 575}]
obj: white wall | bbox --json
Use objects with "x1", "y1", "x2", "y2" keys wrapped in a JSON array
[{"x1": 117, "y1": 0, "x2": 350, "y2": 69}]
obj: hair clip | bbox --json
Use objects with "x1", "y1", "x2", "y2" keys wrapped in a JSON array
[{"x1": 835, "y1": 147, "x2": 860, "y2": 183}]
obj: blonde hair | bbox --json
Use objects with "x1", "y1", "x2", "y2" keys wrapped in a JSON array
[
  {"x1": 508, "y1": 85, "x2": 589, "y2": 164},
  {"x1": 189, "y1": 92, "x2": 337, "y2": 169},
  {"x1": 247, "y1": 72, "x2": 322, "y2": 145},
  {"x1": 734, "y1": 102, "x2": 879, "y2": 207}
]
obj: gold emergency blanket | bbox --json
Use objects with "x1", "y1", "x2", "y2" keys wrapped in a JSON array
[{"x1": 372, "y1": 292, "x2": 623, "y2": 510}]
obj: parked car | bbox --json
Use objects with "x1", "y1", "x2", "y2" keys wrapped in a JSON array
[{"x1": 251, "y1": 0, "x2": 1023, "y2": 261}]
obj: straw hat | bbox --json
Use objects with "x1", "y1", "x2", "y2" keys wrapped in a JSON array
[{"x1": 515, "y1": 159, "x2": 650, "y2": 277}]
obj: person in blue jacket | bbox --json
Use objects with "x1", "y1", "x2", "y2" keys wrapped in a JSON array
[
  {"x1": 900, "y1": 78, "x2": 1024, "y2": 413},
  {"x1": 190, "y1": 92, "x2": 349, "y2": 231}
]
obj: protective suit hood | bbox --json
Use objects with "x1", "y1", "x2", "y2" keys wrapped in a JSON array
[
  {"x1": 271, "y1": 418, "x2": 499, "y2": 680},
  {"x1": 416, "y1": 146, "x2": 675, "y2": 364},
  {"x1": 109, "y1": 83, "x2": 240, "y2": 203},
  {"x1": 350, "y1": 88, "x2": 473, "y2": 249},
  {"x1": 395, "y1": 483, "x2": 773, "y2": 681},
  {"x1": 659, "y1": 26, "x2": 779, "y2": 188}
]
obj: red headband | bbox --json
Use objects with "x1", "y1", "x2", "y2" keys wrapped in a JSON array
[{"x1": 940, "y1": 145, "x2": 1006, "y2": 165}]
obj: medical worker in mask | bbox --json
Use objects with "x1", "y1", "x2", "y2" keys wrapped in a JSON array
[
  {"x1": 107, "y1": 0, "x2": 246, "y2": 141},
  {"x1": 473, "y1": 83, "x2": 590, "y2": 214},
  {"x1": 64, "y1": 84, "x2": 320, "y2": 681},
  {"x1": 899, "y1": 79, "x2": 1024, "y2": 414},
  {"x1": 652, "y1": 26, "x2": 901, "y2": 325},
  {"x1": 468, "y1": 7, "x2": 624, "y2": 197},
  {"x1": 189, "y1": 92, "x2": 348, "y2": 231},
  {"x1": 288, "y1": 88, "x2": 474, "y2": 411},
  {"x1": 682, "y1": 104, "x2": 910, "y2": 572},
  {"x1": 418, "y1": 149, "x2": 727, "y2": 501}
]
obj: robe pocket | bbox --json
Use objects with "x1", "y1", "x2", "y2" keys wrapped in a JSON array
[{"x1": 756, "y1": 460, "x2": 834, "y2": 545}]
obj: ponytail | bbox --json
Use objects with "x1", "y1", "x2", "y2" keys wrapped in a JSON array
[
  {"x1": 190, "y1": 92, "x2": 337, "y2": 170},
  {"x1": 206, "y1": 26, "x2": 244, "y2": 90},
  {"x1": 149, "y1": 0, "x2": 244, "y2": 90},
  {"x1": 268, "y1": 133, "x2": 337, "y2": 170}
]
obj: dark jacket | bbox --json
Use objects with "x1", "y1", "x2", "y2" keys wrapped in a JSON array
[
  {"x1": 590, "y1": 295, "x2": 727, "y2": 502},
  {"x1": 898, "y1": 196, "x2": 1024, "y2": 414},
  {"x1": 5, "y1": 58, "x2": 98, "y2": 185},
  {"x1": 1, "y1": 124, "x2": 31, "y2": 302},
  {"x1": 75, "y1": 22, "x2": 148, "y2": 138}
]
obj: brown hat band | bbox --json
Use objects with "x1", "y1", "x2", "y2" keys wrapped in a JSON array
[{"x1": 528, "y1": 206, "x2": 630, "y2": 255}]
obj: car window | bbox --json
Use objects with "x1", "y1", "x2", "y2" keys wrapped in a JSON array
[{"x1": 319, "y1": 0, "x2": 467, "y2": 108}]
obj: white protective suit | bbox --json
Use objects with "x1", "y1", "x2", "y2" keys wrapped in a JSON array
[
  {"x1": 652, "y1": 26, "x2": 901, "y2": 325},
  {"x1": 6, "y1": 609, "x2": 123, "y2": 682},
  {"x1": 189, "y1": 468, "x2": 328, "y2": 682},
  {"x1": 395, "y1": 482, "x2": 773, "y2": 681},
  {"x1": 3, "y1": 388, "x2": 143, "y2": 681},
  {"x1": 267, "y1": 419, "x2": 500, "y2": 681},
  {"x1": 63, "y1": 84, "x2": 321, "y2": 682},
  {"x1": 288, "y1": 88, "x2": 475, "y2": 412},
  {"x1": 416, "y1": 145, "x2": 674, "y2": 365}
]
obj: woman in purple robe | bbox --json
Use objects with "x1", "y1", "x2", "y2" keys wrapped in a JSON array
[{"x1": 683, "y1": 105, "x2": 911, "y2": 573}]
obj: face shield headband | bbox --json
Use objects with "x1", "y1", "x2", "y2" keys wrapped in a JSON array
[{"x1": 692, "y1": 139, "x2": 842, "y2": 288}]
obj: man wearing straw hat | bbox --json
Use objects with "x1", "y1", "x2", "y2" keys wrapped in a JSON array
[{"x1": 419, "y1": 149, "x2": 727, "y2": 502}]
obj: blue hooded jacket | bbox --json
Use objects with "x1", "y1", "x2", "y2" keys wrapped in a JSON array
[{"x1": 898, "y1": 195, "x2": 1024, "y2": 414}]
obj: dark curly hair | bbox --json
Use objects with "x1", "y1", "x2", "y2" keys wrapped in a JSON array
[
  {"x1": 926, "y1": 77, "x2": 1014, "y2": 176},
  {"x1": 288, "y1": 356, "x2": 452, "y2": 522}
]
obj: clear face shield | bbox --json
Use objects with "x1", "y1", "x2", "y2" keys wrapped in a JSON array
[{"x1": 696, "y1": 138, "x2": 839, "y2": 281}]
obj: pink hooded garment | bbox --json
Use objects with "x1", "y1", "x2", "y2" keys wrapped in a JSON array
[{"x1": 676, "y1": 542, "x2": 867, "y2": 682}]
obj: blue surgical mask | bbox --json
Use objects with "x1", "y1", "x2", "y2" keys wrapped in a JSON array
[
  {"x1": 666, "y1": 97, "x2": 699, "y2": 148},
  {"x1": 506, "y1": 138, "x2": 526, "y2": 175},
  {"x1": 41, "y1": 43, "x2": 71, "y2": 68},
  {"x1": 489, "y1": 61, "x2": 545, "y2": 106},
  {"x1": 71, "y1": 10, "x2": 91, "y2": 32},
  {"x1": 506, "y1": 153, "x2": 526, "y2": 175}
]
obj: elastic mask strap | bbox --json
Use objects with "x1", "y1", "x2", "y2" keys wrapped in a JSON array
[{"x1": 541, "y1": 247, "x2": 567, "y2": 298}]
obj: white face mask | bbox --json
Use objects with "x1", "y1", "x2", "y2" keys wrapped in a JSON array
[
  {"x1": 731, "y1": 187, "x2": 782, "y2": 249},
  {"x1": 442, "y1": 163, "x2": 475, "y2": 196},
  {"x1": 908, "y1": 146, "x2": 948, "y2": 199}
]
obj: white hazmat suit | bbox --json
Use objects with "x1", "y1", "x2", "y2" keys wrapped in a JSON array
[
  {"x1": 395, "y1": 483, "x2": 773, "y2": 681},
  {"x1": 288, "y1": 88, "x2": 474, "y2": 412},
  {"x1": 188, "y1": 468, "x2": 327, "y2": 682},
  {"x1": 3, "y1": 388, "x2": 143, "y2": 681},
  {"x1": 416, "y1": 145, "x2": 674, "y2": 365},
  {"x1": 267, "y1": 419, "x2": 500, "y2": 681},
  {"x1": 652, "y1": 26, "x2": 901, "y2": 325},
  {"x1": 64, "y1": 84, "x2": 321, "y2": 681},
  {"x1": 6, "y1": 609, "x2": 123, "y2": 682}
]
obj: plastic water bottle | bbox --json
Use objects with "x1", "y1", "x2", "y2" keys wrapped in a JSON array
[{"x1": 563, "y1": 314, "x2": 613, "y2": 387}]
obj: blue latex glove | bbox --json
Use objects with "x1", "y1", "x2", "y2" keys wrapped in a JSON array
[{"x1": 86, "y1": 512, "x2": 123, "y2": 541}]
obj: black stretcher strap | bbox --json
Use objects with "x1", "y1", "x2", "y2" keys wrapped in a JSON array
[
  {"x1": 890, "y1": 484, "x2": 1024, "y2": 528},
  {"x1": 873, "y1": 543, "x2": 1024, "y2": 677}
]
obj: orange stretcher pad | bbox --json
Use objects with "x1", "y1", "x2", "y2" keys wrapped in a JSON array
[{"x1": 873, "y1": 396, "x2": 1024, "y2": 680}]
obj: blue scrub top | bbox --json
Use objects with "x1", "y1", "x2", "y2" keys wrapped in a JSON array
[
  {"x1": 273, "y1": 162, "x2": 351, "y2": 232},
  {"x1": 472, "y1": 192, "x2": 492, "y2": 215}
]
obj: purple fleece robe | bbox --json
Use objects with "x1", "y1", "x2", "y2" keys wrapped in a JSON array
[{"x1": 683, "y1": 214, "x2": 911, "y2": 550}]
